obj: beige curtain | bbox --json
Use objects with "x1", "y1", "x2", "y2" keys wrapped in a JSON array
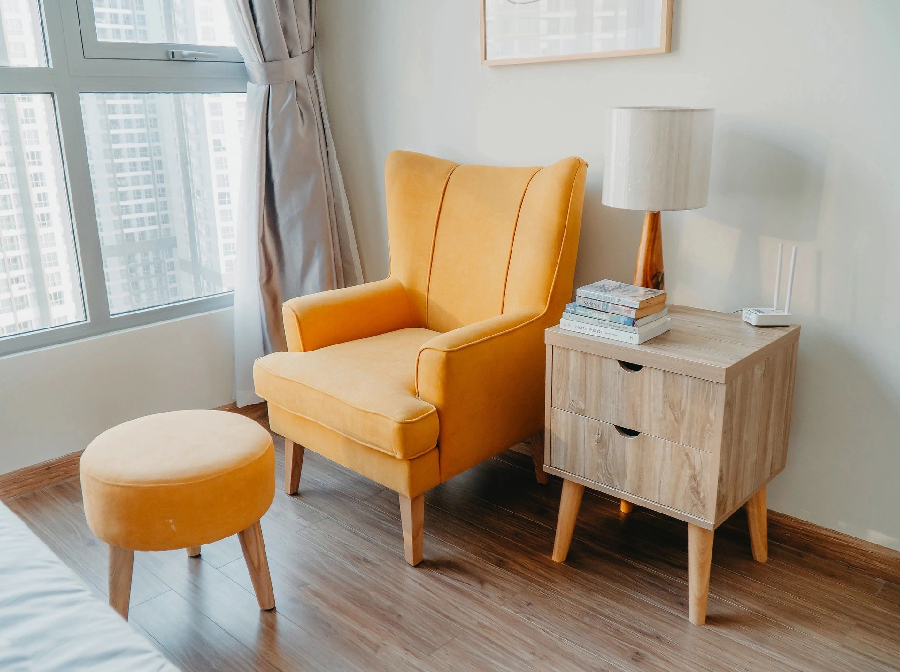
[{"x1": 226, "y1": 0, "x2": 362, "y2": 406}]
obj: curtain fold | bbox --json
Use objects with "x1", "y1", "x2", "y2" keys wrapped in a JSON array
[{"x1": 226, "y1": 0, "x2": 362, "y2": 407}]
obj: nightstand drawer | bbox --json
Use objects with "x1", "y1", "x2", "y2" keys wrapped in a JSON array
[
  {"x1": 549, "y1": 408, "x2": 712, "y2": 520},
  {"x1": 551, "y1": 347, "x2": 721, "y2": 452}
]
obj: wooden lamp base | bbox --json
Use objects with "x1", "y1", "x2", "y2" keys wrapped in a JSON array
[{"x1": 633, "y1": 211, "x2": 664, "y2": 290}]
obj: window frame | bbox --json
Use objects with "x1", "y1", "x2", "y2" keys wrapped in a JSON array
[
  {"x1": 0, "y1": 0, "x2": 247, "y2": 358},
  {"x1": 74, "y1": 0, "x2": 243, "y2": 63}
]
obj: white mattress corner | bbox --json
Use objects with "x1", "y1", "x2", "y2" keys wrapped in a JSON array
[{"x1": 0, "y1": 501, "x2": 180, "y2": 672}]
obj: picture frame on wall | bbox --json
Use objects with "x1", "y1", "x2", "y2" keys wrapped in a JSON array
[{"x1": 482, "y1": 0, "x2": 674, "y2": 66}]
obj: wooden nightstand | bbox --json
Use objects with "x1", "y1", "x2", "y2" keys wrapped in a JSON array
[{"x1": 545, "y1": 305, "x2": 800, "y2": 625}]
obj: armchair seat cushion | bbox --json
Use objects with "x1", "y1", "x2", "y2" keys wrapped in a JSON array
[{"x1": 254, "y1": 328, "x2": 441, "y2": 460}]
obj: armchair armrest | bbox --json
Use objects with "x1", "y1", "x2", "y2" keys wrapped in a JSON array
[
  {"x1": 415, "y1": 311, "x2": 546, "y2": 480},
  {"x1": 282, "y1": 277, "x2": 416, "y2": 352}
]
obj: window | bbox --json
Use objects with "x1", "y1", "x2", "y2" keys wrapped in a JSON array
[
  {"x1": 78, "y1": 0, "x2": 242, "y2": 62},
  {"x1": 82, "y1": 93, "x2": 245, "y2": 314},
  {"x1": 0, "y1": 0, "x2": 48, "y2": 67},
  {"x1": 0, "y1": 94, "x2": 86, "y2": 338},
  {"x1": 0, "y1": 0, "x2": 246, "y2": 356}
]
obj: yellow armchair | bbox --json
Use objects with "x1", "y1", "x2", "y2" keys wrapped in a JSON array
[{"x1": 254, "y1": 150, "x2": 587, "y2": 565}]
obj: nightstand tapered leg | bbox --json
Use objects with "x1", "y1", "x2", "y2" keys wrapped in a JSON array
[
  {"x1": 746, "y1": 485, "x2": 768, "y2": 563},
  {"x1": 552, "y1": 480, "x2": 584, "y2": 562},
  {"x1": 688, "y1": 524, "x2": 714, "y2": 625}
]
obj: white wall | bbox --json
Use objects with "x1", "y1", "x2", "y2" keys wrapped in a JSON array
[
  {"x1": 0, "y1": 309, "x2": 234, "y2": 474},
  {"x1": 318, "y1": 0, "x2": 900, "y2": 549}
]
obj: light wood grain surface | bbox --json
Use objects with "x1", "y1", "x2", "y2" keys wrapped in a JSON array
[
  {"x1": 108, "y1": 545, "x2": 134, "y2": 619},
  {"x1": 633, "y1": 210, "x2": 665, "y2": 289},
  {"x1": 0, "y1": 450, "x2": 83, "y2": 499},
  {"x1": 746, "y1": 487, "x2": 769, "y2": 563},
  {"x1": 399, "y1": 492, "x2": 424, "y2": 566},
  {"x1": 237, "y1": 520, "x2": 275, "y2": 611},
  {"x1": 6, "y1": 442, "x2": 900, "y2": 671},
  {"x1": 284, "y1": 439, "x2": 304, "y2": 495},
  {"x1": 551, "y1": 479, "x2": 584, "y2": 563},
  {"x1": 550, "y1": 408, "x2": 711, "y2": 521},
  {"x1": 546, "y1": 305, "x2": 800, "y2": 384},
  {"x1": 688, "y1": 524, "x2": 715, "y2": 625},
  {"x1": 546, "y1": 305, "x2": 802, "y2": 624},
  {"x1": 551, "y1": 346, "x2": 720, "y2": 451},
  {"x1": 715, "y1": 339, "x2": 798, "y2": 523},
  {"x1": 547, "y1": 306, "x2": 801, "y2": 530}
]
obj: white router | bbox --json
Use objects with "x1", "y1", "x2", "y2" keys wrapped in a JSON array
[{"x1": 743, "y1": 244, "x2": 797, "y2": 327}]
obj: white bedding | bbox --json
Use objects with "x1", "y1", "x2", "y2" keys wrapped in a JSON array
[{"x1": 0, "y1": 501, "x2": 179, "y2": 672}]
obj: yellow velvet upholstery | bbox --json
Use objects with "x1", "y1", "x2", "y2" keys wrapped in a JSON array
[
  {"x1": 255, "y1": 328, "x2": 440, "y2": 460},
  {"x1": 254, "y1": 150, "x2": 587, "y2": 498},
  {"x1": 267, "y1": 403, "x2": 441, "y2": 498},
  {"x1": 80, "y1": 410, "x2": 275, "y2": 551}
]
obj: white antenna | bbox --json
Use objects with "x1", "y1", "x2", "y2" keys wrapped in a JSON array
[
  {"x1": 783, "y1": 246, "x2": 798, "y2": 314},
  {"x1": 773, "y1": 243, "x2": 784, "y2": 310}
]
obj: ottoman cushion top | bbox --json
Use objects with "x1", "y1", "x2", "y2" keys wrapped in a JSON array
[{"x1": 80, "y1": 410, "x2": 274, "y2": 551}]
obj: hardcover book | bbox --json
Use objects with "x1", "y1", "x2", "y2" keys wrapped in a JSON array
[
  {"x1": 559, "y1": 316, "x2": 671, "y2": 344},
  {"x1": 564, "y1": 302, "x2": 668, "y2": 328},
  {"x1": 575, "y1": 297, "x2": 666, "y2": 319},
  {"x1": 576, "y1": 279, "x2": 667, "y2": 309}
]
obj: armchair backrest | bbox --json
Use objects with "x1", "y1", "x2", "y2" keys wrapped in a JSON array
[{"x1": 385, "y1": 151, "x2": 588, "y2": 332}]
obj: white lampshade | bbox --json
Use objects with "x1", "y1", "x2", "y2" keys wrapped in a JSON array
[{"x1": 602, "y1": 107, "x2": 715, "y2": 212}]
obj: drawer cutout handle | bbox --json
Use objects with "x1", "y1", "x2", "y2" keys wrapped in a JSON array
[
  {"x1": 614, "y1": 425, "x2": 641, "y2": 439},
  {"x1": 617, "y1": 360, "x2": 643, "y2": 373}
]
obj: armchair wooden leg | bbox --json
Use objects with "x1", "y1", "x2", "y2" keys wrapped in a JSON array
[
  {"x1": 688, "y1": 524, "x2": 714, "y2": 625},
  {"x1": 108, "y1": 546, "x2": 134, "y2": 620},
  {"x1": 399, "y1": 493, "x2": 424, "y2": 566},
  {"x1": 552, "y1": 479, "x2": 584, "y2": 562},
  {"x1": 620, "y1": 499, "x2": 634, "y2": 514},
  {"x1": 746, "y1": 485, "x2": 768, "y2": 563},
  {"x1": 529, "y1": 432, "x2": 550, "y2": 485},
  {"x1": 237, "y1": 520, "x2": 275, "y2": 610},
  {"x1": 187, "y1": 546, "x2": 201, "y2": 557},
  {"x1": 285, "y1": 439, "x2": 304, "y2": 495}
]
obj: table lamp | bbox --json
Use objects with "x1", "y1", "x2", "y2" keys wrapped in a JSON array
[{"x1": 602, "y1": 107, "x2": 715, "y2": 290}]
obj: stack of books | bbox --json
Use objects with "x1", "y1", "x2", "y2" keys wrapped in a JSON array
[{"x1": 560, "y1": 279, "x2": 670, "y2": 344}]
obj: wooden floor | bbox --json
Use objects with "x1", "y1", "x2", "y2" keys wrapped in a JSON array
[{"x1": 8, "y1": 439, "x2": 900, "y2": 672}]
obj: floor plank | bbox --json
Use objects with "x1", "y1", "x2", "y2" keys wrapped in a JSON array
[{"x1": 6, "y1": 437, "x2": 899, "y2": 672}]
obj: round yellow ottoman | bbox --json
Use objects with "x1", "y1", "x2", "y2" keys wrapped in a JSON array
[{"x1": 80, "y1": 410, "x2": 276, "y2": 618}]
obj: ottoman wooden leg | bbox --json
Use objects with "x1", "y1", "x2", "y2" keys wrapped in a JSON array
[
  {"x1": 285, "y1": 439, "x2": 304, "y2": 495},
  {"x1": 238, "y1": 520, "x2": 275, "y2": 610},
  {"x1": 399, "y1": 493, "x2": 424, "y2": 566},
  {"x1": 187, "y1": 546, "x2": 201, "y2": 557},
  {"x1": 109, "y1": 546, "x2": 134, "y2": 619}
]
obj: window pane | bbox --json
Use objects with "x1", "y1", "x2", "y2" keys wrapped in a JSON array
[
  {"x1": 80, "y1": 92, "x2": 245, "y2": 315},
  {"x1": 0, "y1": 95, "x2": 85, "y2": 338},
  {"x1": 90, "y1": 0, "x2": 235, "y2": 46},
  {"x1": 0, "y1": 0, "x2": 48, "y2": 67}
]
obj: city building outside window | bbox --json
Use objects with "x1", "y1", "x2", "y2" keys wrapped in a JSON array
[{"x1": 0, "y1": 0, "x2": 247, "y2": 356}]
